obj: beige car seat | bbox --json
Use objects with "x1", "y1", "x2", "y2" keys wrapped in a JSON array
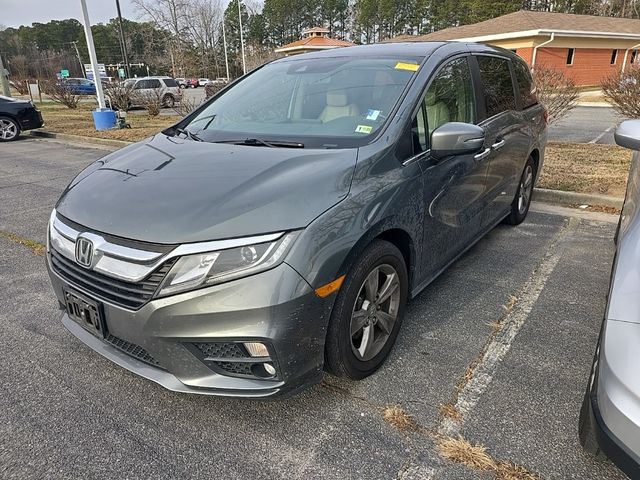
[
  {"x1": 425, "y1": 90, "x2": 450, "y2": 135},
  {"x1": 319, "y1": 89, "x2": 359, "y2": 123}
]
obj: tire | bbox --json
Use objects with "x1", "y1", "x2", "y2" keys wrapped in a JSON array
[
  {"x1": 325, "y1": 240, "x2": 408, "y2": 380},
  {"x1": 162, "y1": 94, "x2": 175, "y2": 108},
  {"x1": 505, "y1": 156, "x2": 536, "y2": 225},
  {"x1": 0, "y1": 116, "x2": 20, "y2": 142}
]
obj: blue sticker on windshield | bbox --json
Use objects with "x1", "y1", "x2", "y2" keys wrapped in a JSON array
[{"x1": 366, "y1": 109, "x2": 380, "y2": 121}]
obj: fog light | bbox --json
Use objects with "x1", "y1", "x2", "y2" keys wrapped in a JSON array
[
  {"x1": 244, "y1": 342, "x2": 269, "y2": 357},
  {"x1": 263, "y1": 362, "x2": 276, "y2": 376}
]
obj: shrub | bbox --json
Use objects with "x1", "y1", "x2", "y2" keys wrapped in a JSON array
[
  {"x1": 532, "y1": 64, "x2": 579, "y2": 124},
  {"x1": 39, "y1": 80, "x2": 80, "y2": 109},
  {"x1": 103, "y1": 82, "x2": 133, "y2": 112},
  {"x1": 602, "y1": 66, "x2": 640, "y2": 118},
  {"x1": 173, "y1": 96, "x2": 203, "y2": 117},
  {"x1": 140, "y1": 88, "x2": 163, "y2": 116}
]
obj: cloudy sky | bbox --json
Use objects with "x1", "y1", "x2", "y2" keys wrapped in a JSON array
[{"x1": 2, "y1": 0, "x2": 139, "y2": 28}]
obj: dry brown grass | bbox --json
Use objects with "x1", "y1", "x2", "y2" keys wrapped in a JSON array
[
  {"x1": 382, "y1": 405, "x2": 419, "y2": 432},
  {"x1": 38, "y1": 102, "x2": 179, "y2": 142},
  {"x1": 540, "y1": 142, "x2": 631, "y2": 197},
  {"x1": 438, "y1": 437, "x2": 540, "y2": 480},
  {"x1": 439, "y1": 403, "x2": 462, "y2": 422},
  {"x1": 0, "y1": 231, "x2": 45, "y2": 256}
]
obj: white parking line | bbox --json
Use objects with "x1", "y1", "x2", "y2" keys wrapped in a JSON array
[
  {"x1": 589, "y1": 125, "x2": 614, "y2": 144},
  {"x1": 438, "y1": 217, "x2": 579, "y2": 438}
]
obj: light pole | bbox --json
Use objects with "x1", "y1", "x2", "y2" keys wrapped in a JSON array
[
  {"x1": 80, "y1": 0, "x2": 106, "y2": 109},
  {"x1": 237, "y1": 0, "x2": 246, "y2": 74},
  {"x1": 115, "y1": 0, "x2": 130, "y2": 78},
  {"x1": 222, "y1": 20, "x2": 230, "y2": 80}
]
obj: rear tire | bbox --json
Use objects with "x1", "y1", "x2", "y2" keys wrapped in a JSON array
[
  {"x1": 0, "y1": 116, "x2": 20, "y2": 142},
  {"x1": 505, "y1": 156, "x2": 536, "y2": 225},
  {"x1": 325, "y1": 240, "x2": 408, "y2": 380},
  {"x1": 162, "y1": 94, "x2": 175, "y2": 108}
]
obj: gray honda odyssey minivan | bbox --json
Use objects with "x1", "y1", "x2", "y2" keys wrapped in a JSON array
[{"x1": 47, "y1": 42, "x2": 546, "y2": 398}]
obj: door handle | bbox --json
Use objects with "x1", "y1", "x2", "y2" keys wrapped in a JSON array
[
  {"x1": 474, "y1": 147, "x2": 491, "y2": 161},
  {"x1": 492, "y1": 139, "x2": 506, "y2": 150}
]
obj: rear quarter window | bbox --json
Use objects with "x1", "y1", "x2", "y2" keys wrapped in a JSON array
[
  {"x1": 477, "y1": 56, "x2": 516, "y2": 118},
  {"x1": 513, "y1": 61, "x2": 538, "y2": 109}
]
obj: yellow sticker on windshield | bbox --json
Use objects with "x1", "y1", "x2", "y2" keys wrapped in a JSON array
[
  {"x1": 355, "y1": 125, "x2": 373, "y2": 134},
  {"x1": 395, "y1": 62, "x2": 419, "y2": 72}
]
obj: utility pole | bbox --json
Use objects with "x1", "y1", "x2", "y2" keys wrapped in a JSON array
[
  {"x1": 237, "y1": 0, "x2": 246, "y2": 74},
  {"x1": 115, "y1": 0, "x2": 130, "y2": 78},
  {"x1": 222, "y1": 21, "x2": 230, "y2": 80},
  {"x1": 71, "y1": 41, "x2": 85, "y2": 77},
  {"x1": 80, "y1": 0, "x2": 106, "y2": 109},
  {"x1": 0, "y1": 53, "x2": 11, "y2": 97}
]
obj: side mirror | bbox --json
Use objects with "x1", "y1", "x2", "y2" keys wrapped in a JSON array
[
  {"x1": 430, "y1": 122, "x2": 485, "y2": 159},
  {"x1": 615, "y1": 120, "x2": 640, "y2": 151}
]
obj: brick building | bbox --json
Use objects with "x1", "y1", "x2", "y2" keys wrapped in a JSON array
[{"x1": 395, "y1": 11, "x2": 640, "y2": 87}]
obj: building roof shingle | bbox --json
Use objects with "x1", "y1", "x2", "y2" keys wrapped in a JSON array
[{"x1": 395, "y1": 10, "x2": 640, "y2": 42}]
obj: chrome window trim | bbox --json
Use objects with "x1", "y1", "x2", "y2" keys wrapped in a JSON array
[{"x1": 49, "y1": 209, "x2": 285, "y2": 283}]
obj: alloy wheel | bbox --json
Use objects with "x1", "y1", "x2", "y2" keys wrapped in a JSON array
[
  {"x1": 350, "y1": 264, "x2": 401, "y2": 361},
  {"x1": 0, "y1": 119, "x2": 18, "y2": 140},
  {"x1": 518, "y1": 164, "x2": 534, "y2": 215}
]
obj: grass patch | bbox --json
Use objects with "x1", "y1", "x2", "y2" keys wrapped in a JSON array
[
  {"x1": 37, "y1": 102, "x2": 180, "y2": 143},
  {"x1": 540, "y1": 142, "x2": 631, "y2": 197},
  {"x1": 438, "y1": 436, "x2": 540, "y2": 480},
  {"x1": 0, "y1": 231, "x2": 45, "y2": 256},
  {"x1": 439, "y1": 403, "x2": 462, "y2": 422},
  {"x1": 382, "y1": 405, "x2": 419, "y2": 432}
]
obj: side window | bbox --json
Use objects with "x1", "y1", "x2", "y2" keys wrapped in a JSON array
[
  {"x1": 409, "y1": 57, "x2": 475, "y2": 155},
  {"x1": 513, "y1": 61, "x2": 538, "y2": 109},
  {"x1": 148, "y1": 79, "x2": 162, "y2": 89},
  {"x1": 477, "y1": 56, "x2": 516, "y2": 118},
  {"x1": 133, "y1": 80, "x2": 147, "y2": 89}
]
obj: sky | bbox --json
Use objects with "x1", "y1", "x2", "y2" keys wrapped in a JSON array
[{"x1": 1, "y1": 0, "x2": 139, "y2": 28}]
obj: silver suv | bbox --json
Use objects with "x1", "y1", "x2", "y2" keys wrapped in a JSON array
[{"x1": 123, "y1": 76, "x2": 182, "y2": 108}]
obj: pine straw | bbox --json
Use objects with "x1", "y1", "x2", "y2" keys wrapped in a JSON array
[
  {"x1": 37, "y1": 103, "x2": 180, "y2": 142},
  {"x1": 540, "y1": 142, "x2": 631, "y2": 197},
  {"x1": 438, "y1": 437, "x2": 540, "y2": 480}
]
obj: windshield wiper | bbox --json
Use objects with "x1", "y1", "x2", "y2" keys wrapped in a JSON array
[
  {"x1": 174, "y1": 127, "x2": 202, "y2": 142},
  {"x1": 214, "y1": 138, "x2": 304, "y2": 148}
]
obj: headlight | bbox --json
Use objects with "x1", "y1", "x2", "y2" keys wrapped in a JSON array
[{"x1": 156, "y1": 232, "x2": 299, "y2": 297}]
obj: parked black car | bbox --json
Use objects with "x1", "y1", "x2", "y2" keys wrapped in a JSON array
[{"x1": 0, "y1": 96, "x2": 44, "y2": 141}]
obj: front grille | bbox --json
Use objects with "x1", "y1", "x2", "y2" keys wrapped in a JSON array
[
  {"x1": 105, "y1": 334, "x2": 162, "y2": 368},
  {"x1": 214, "y1": 361, "x2": 254, "y2": 376},
  {"x1": 50, "y1": 248, "x2": 176, "y2": 310},
  {"x1": 192, "y1": 342, "x2": 248, "y2": 359}
]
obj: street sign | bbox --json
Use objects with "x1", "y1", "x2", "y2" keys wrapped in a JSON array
[
  {"x1": 60, "y1": 69, "x2": 70, "y2": 78},
  {"x1": 118, "y1": 68, "x2": 125, "y2": 78},
  {"x1": 84, "y1": 63, "x2": 107, "y2": 80}
]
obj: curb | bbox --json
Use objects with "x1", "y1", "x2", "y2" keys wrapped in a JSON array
[
  {"x1": 576, "y1": 102, "x2": 611, "y2": 108},
  {"x1": 30, "y1": 130, "x2": 132, "y2": 148},
  {"x1": 533, "y1": 188, "x2": 623, "y2": 209}
]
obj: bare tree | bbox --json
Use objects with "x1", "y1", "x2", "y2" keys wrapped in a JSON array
[
  {"x1": 602, "y1": 66, "x2": 640, "y2": 118},
  {"x1": 139, "y1": 88, "x2": 164, "y2": 116},
  {"x1": 104, "y1": 82, "x2": 134, "y2": 111},
  {"x1": 173, "y1": 96, "x2": 204, "y2": 116},
  {"x1": 533, "y1": 64, "x2": 579, "y2": 124}
]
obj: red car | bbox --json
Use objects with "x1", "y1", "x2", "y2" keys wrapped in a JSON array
[{"x1": 185, "y1": 78, "x2": 199, "y2": 88}]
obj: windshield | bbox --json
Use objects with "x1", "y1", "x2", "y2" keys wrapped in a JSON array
[{"x1": 181, "y1": 55, "x2": 423, "y2": 148}]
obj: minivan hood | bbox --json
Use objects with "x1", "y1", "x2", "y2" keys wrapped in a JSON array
[{"x1": 56, "y1": 134, "x2": 357, "y2": 244}]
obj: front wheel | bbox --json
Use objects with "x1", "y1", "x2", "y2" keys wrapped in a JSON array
[
  {"x1": 505, "y1": 157, "x2": 536, "y2": 225},
  {"x1": 325, "y1": 240, "x2": 408, "y2": 380},
  {"x1": 0, "y1": 116, "x2": 20, "y2": 142}
]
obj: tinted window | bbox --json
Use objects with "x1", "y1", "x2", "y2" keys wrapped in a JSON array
[
  {"x1": 411, "y1": 57, "x2": 475, "y2": 154},
  {"x1": 147, "y1": 79, "x2": 161, "y2": 89},
  {"x1": 477, "y1": 56, "x2": 516, "y2": 118},
  {"x1": 163, "y1": 78, "x2": 178, "y2": 87},
  {"x1": 513, "y1": 61, "x2": 538, "y2": 109}
]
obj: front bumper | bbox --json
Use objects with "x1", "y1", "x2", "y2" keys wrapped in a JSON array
[
  {"x1": 47, "y1": 255, "x2": 333, "y2": 398},
  {"x1": 588, "y1": 319, "x2": 640, "y2": 477}
]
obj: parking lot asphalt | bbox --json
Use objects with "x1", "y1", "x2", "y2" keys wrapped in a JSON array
[
  {"x1": 0, "y1": 137, "x2": 628, "y2": 479},
  {"x1": 548, "y1": 106, "x2": 622, "y2": 145}
]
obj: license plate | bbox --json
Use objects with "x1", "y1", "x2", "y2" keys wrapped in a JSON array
[{"x1": 63, "y1": 289, "x2": 105, "y2": 338}]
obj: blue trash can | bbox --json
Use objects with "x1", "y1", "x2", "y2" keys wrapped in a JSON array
[{"x1": 92, "y1": 109, "x2": 117, "y2": 131}]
